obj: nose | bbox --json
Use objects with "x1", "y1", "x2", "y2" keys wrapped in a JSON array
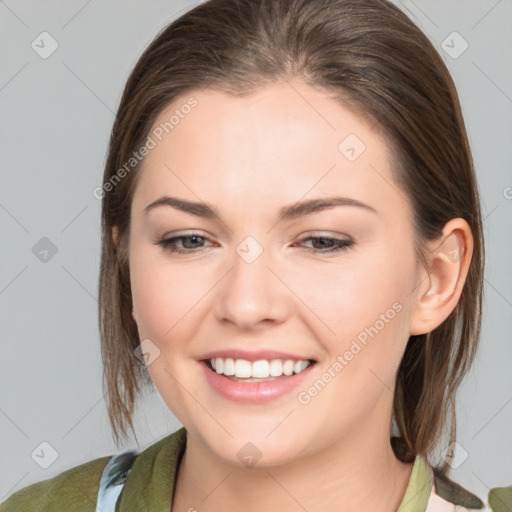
[{"x1": 213, "y1": 240, "x2": 289, "y2": 330}]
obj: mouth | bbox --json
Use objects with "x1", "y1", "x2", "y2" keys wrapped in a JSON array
[
  {"x1": 199, "y1": 358, "x2": 318, "y2": 406},
  {"x1": 203, "y1": 357, "x2": 317, "y2": 382}
]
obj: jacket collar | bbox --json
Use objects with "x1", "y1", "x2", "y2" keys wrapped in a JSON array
[{"x1": 117, "y1": 427, "x2": 433, "y2": 511}]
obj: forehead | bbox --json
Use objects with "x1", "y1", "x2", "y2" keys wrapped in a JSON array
[
  {"x1": 148, "y1": 80, "x2": 382, "y2": 159},
  {"x1": 132, "y1": 80, "x2": 409, "y2": 221}
]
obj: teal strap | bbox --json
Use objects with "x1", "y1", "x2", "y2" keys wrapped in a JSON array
[{"x1": 95, "y1": 450, "x2": 138, "y2": 512}]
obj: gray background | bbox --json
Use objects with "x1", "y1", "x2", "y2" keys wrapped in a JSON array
[{"x1": 1, "y1": 0, "x2": 511, "y2": 506}]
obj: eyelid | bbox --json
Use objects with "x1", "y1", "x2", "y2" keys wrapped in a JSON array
[
  {"x1": 156, "y1": 229, "x2": 212, "y2": 240},
  {"x1": 156, "y1": 230, "x2": 352, "y2": 244},
  {"x1": 297, "y1": 230, "x2": 352, "y2": 239},
  {"x1": 155, "y1": 230, "x2": 356, "y2": 257}
]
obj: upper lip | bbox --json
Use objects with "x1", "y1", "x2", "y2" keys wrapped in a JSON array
[{"x1": 199, "y1": 349, "x2": 316, "y2": 363}]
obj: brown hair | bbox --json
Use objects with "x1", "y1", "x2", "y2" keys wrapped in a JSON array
[{"x1": 98, "y1": 0, "x2": 484, "y2": 475}]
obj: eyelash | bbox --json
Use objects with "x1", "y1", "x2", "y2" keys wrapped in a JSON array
[{"x1": 155, "y1": 232, "x2": 355, "y2": 255}]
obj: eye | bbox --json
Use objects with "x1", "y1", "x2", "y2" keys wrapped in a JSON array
[
  {"x1": 296, "y1": 236, "x2": 354, "y2": 254},
  {"x1": 154, "y1": 233, "x2": 355, "y2": 256},
  {"x1": 154, "y1": 232, "x2": 213, "y2": 255}
]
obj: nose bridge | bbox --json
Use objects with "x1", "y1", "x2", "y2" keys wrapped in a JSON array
[{"x1": 214, "y1": 234, "x2": 286, "y2": 327}]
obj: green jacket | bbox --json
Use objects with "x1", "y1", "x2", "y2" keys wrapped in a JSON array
[{"x1": 0, "y1": 427, "x2": 490, "y2": 511}]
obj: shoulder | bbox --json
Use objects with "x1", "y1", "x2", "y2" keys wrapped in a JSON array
[
  {"x1": 0, "y1": 428, "x2": 187, "y2": 512},
  {"x1": 0, "y1": 455, "x2": 111, "y2": 512}
]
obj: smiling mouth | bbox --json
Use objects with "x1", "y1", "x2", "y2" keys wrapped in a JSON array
[{"x1": 203, "y1": 358, "x2": 317, "y2": 382}]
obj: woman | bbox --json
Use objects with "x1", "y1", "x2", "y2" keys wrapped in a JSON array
[{"x1": 1, "y1": 0, "x2": 502, "y2": 510}]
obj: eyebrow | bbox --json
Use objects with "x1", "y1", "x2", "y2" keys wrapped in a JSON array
[{"x1": 143, "y1": 195, "x2": 378, "y2": 222}]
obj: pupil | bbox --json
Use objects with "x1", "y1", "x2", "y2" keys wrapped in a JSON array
[
  {"x1": 186, "y1": 235, "x2": 202, "y2": 248},
  {"x1": 317, "y1": 237, "x2": 330, "y2": 248}
]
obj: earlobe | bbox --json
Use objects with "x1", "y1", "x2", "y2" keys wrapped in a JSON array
[{"x1": 409, "y1": 218, "x2": 473, "y2": 336}]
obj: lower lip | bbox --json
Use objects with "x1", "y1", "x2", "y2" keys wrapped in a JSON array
[{"x1": 200, "y1": 361, "x2": 315, "y2": 404}]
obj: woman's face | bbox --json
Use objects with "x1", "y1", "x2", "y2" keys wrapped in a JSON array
[{"x1": 128, "y1": 79, "x2": 425, "y2": 466}]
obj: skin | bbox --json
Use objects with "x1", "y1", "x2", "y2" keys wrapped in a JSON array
[{"x1": 119, "y1": 78, "x2": 473, "y2": 512}]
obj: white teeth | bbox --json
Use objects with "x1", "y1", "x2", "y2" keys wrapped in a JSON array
[
  {"x1": 208, "y1": 357, "x2": 312, "y2": 378},
  {"x1": 252, "y1": 360, "x2": 270, "y2": 378},
  {"x1": 269, "y1": 359, "x2": 283, "y2": 377},
  {"x1": 223, "y1": 357, "x2": 235, "y2": 376},
  {"x1": 235, "y1": 359, "x2": 252, "y2": 378},
  {"x1": 283, "y1": 360, "x2": 294, "y2": 376}
]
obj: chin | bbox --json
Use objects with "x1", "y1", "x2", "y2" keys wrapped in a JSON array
[{"x1": 199, "y1": 424, "x2": 310, "y2": 469}]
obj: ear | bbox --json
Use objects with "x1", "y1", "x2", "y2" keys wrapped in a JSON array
[{"x1": 409, "y1": 218, "x2": 473, "y2": 336}]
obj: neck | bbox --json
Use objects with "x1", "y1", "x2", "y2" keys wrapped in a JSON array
[{"x1": 172, "y1": 418, "x2": 414, "y2": 512}]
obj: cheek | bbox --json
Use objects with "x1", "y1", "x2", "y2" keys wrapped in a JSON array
[
  {"x1": 129, "y1": 246, "x2": 181, "y2": 338},
  {"x1": 299, "y1": 246, "x2": 414, "y2": 386},
  {"x1": 129, "y1": 245, "x2": 216, "y2": 343},
  {"x1": 294, "y1": 246, "x2": 412, "y2": 339}
]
